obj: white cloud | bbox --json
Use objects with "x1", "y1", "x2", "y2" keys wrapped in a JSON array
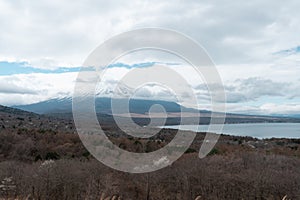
[
  {"x1": 0, "y1": 72, "x2": 77, "y2": 105},
  {"x1": 1, "y1": 0, "x2": 300, "y2": 68},
  {"x1": 260, "y1": 103, "x2": 300, "y2": 115},
  {"x1": 0, "y1": 79, "x2": 37, "y2": 94}
]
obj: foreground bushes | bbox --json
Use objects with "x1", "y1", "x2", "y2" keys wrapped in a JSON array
[
  {"x1": 1, "y1": 128, "x2": 300, "y2": 199},
  {"x1": 0, "y1": 152, "x2": 300, "y2": 199}
]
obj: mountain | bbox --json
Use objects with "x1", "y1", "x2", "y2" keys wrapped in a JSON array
[
  {"x1": 272, "y1": 114, "x2": 300, "y2": 119},
  {"x1": 290, "y1": 114, "x2": 300, "y2": 118},
  {"x1": 0, "y1": 104, "x2": 38, "y2": 116},
  {"x1": 0, "y1": 104, "x2": 74, "y2": 132},
  {"x1": 13, "y1": 98, "x2": 300, "y2": 125},
  {"x1": 14, "y1": 97, "x2": 198, "y2": 115},
  {"x1": 14, "y1": 97, "x2": 73, "y2": 115}
]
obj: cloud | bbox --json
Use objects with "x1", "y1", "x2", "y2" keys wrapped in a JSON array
[
  {"x1": 193, "y1": 77, "x2": 298, "y2": 107},
  {"x1": 0, "y1": 63, "x2": 299, "y2": 116},
  {"x1": 260, "y1": 103, "x2": 300, "y2": 115},
  {"x1": 0, "y1": 80, "x2": 37, "y2": 94},
  {"x1": 1, "y1": 0, "x2": 300, "y2": 68},
  {"x1": 0, "y1": 72, "x2": 77, "y2": 105},
  {"x1": 0, "y1": 1, "x2": 300, "y2": 115},
  {"x1": 231, "y1": 77, "x2": 290, "y2": 100},
  {"x1": 133, "y1": 84, "x2": 177, "y2": 102}
]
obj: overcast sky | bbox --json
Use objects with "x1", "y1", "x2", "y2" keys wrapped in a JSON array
[{"x1": 0, "y1": 0, "x2": 300, "y2": 115}]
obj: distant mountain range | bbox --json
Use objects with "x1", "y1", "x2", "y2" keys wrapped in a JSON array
[
  {"x1": 14, "y1": 97, "x2": 198, "y2": 115},
  {"x1": 13, "y1": 97, "x2": 300, "y2": 124},
  {"x1": 273, "y1": 114, "x2": 300, "y2": 119}
]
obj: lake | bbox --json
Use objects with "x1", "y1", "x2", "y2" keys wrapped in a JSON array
[{"x1": 163, "y1": 123, "x2": 300, "y2": 139}]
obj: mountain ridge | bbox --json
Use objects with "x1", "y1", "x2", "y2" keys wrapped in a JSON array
[
  {"x1": 14, "y1": 97, "x2": 200, "y2": 115},
  {"x1": 12, "y1": 97, "x2": 300, "y2": 124}
]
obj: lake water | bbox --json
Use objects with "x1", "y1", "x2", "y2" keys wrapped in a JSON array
[{"x1": 163, "y1": 123, "x2": 300, "y2": 139}]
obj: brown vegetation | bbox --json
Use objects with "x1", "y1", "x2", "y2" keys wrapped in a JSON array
[
  {"x1": 1, "y1": 106, "x2": 300, "y2": 199},
  {"x1": 0, "y1": 152, "x2": 299, "y2": 199}
]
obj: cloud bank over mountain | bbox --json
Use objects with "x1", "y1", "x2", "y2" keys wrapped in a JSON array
[{"x1": 0, "y1": 61, "x2": 299, "y2": 115}]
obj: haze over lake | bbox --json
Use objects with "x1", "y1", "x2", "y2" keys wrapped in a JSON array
[{"x1": 163, "y1": 123, "x2": 300, "y2": 139}]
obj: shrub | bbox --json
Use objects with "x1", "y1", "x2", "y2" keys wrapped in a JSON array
[
  {"x1": 185, "y1": 148, "x2": 197, "y2": 154},
  {"x1": 208, "y1": 148, "x2": 220, "y2": 156},
  {"x1": 45, "y1": 152, "x2": 60, "y2": 160}
]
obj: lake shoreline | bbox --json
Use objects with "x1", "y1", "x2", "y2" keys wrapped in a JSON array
[{"x1": 161, "y1": 122, "x2": 300, "y2": 139}]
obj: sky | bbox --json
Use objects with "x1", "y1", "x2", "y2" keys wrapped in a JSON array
[{"x1": 0, "y1": 0, "x2": 300, "y2": 115}]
